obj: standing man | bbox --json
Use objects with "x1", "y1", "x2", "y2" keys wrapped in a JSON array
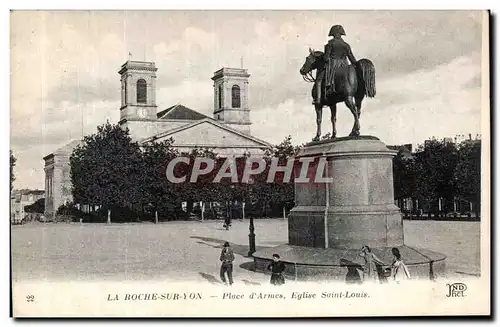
[{"x1": 220, "y1": 241, "x2": 235, "y2": 285}]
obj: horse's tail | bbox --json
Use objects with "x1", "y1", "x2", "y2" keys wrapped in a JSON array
[{"x1": 357, "y1": 59, "x2": 376, "y2": 98}]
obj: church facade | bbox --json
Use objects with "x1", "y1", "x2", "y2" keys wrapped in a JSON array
[{"x1": 43, "y1": 61, "x2": 271, "y2": 217}]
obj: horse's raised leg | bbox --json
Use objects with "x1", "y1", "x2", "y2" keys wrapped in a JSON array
[
  {"x1": 313, "y1": 104, "x2": 322, "y2": 141},
  {"x1": 329, "y1": 104, "x2": 337, "y2": 139},
  {"x1": 345, "y1": 96, "x2": 360, "y2": 137}
]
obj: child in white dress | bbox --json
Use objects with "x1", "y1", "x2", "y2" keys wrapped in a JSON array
[{"x1": 390, "y1": 247, "x2": 411, "y2": 283}]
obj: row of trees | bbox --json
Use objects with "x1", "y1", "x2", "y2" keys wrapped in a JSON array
[
  {"x1": 67, "y1": 121, "x2": 481, "y2": 222},
  {"x1": 68, "y1": 122, "x2": 300, "y2": 222},
  {"x1": 393, "y1": 138, "x2": 481, "y2": 218}
]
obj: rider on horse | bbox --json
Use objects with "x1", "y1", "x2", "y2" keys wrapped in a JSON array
[{"x1": 313, "y1": 25, "x2": 357, "y2": 105}]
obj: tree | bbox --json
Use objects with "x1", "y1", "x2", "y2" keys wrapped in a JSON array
[
  {"x1": 70, "y1": 122, "x2": 143, "y2": 222},
  {"x1": 413, "y1": 139, "x2": 458, "y2": 215},
  {"x1": 10, "y1": 150, "x2": 16, "y2": 191},
  {"x1": 393, "y1": 151, "x2": 418, "y2": 201},
  {"x1": 265, "y1": 135, "x2": 301, "y2": 159},
  {"x1": 260, "y1": 135, "x2": 302, "y2": 216},
  {"x1": 393, "y1": 151, "x2": 406, "y2": 200},
  {"x1": 168, "y1": 147, "x2": 234, "y2": 218},
  {"x1": 140, "y1": 138, "x2": 178, "y2": 221},
  {"x1": 454, "y1": 140, "x2": 481, "y2": 218},
  {"x1": 24, "y1": 198, "x2": 45, "y2": 213}
]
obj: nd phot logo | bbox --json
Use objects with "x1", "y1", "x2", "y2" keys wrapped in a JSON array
[{"x1": 446, "y1": 283, "x2": 467, "y2": 297}]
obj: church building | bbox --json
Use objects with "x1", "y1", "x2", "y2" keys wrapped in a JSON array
[{"x1": 43, "y1": 61, "x2": 272, "y2": 217}]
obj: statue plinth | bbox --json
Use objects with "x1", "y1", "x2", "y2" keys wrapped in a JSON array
[
  {"x1": 289, "y1": 136, "x2": 403, "y2": 249},
  {"x1": 253, "y1": 136, "x2": 446, "y2": 281}
]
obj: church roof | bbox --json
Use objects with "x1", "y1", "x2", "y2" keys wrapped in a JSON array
[
  {"x1": 141, "y1": 117, "x2": 272, "y2": 149},
  {"x1": 43, "y1": 139, "x2": 83, "y2": 160},
  {"x1": 157, "y1": 104, "x2": 211, "y2": 121}
]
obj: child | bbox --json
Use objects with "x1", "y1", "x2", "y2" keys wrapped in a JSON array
[
  {"x1": 390, "y1": 247, "x2": 411, "y2": 283},
  {"x1": 267, "y1": 254, "x2": 286, "y2": 286},
  {"x1": 359, "y1": 245, "x2": 385, "y2": 283},
  {"x1": 223, "y1": 213, "x2": 231, "y2": 230},
  {"x1": 219, "y1": 242, "x2": 235, "y2": 285}
]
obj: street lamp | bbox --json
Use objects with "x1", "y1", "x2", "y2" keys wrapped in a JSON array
[{"x1": 247, "y1": 176, "x2": 256, "y2": 257}]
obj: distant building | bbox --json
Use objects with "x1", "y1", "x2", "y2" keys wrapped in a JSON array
[
  {"x1": 422, "y1": 134, "x2": 481, "y2": 147},
  {"x1": 11, "y1": 189, "x2": 45, "y2": 224},
  {"x1": 387, "y1": 143, "x2": 413, "y2": 160},
  {"x1": 454, "y1": 133, "x2": 481, "y2": 144},
  {"x1": 43, "y1": 140, "x2": 82, "y2": 219},
  {"x1": 460, "y1": 133, "x2": 481, "y2": 146},
  {"x1": 454, "y1": 134, "x2": 467, "y2": 144},
  {"x1": 43, "y1": 61, "x2": 271, "y2": 218}
]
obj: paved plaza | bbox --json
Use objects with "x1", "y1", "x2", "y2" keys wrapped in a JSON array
[{"x1": 11, "y1": 219, "x2": 480, "y2": 284}]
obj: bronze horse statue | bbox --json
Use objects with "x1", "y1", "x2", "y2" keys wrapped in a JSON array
[{"x1": 299, "y1": 48, "x2": 376, "y2": 141}]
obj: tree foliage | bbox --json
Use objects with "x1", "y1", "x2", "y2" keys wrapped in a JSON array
[
  {"x1": 260, "y1": 135, "x2": 302, "y2": 211},
  {"x1": 69, "y1": 129, "x2": 304, "y2": 220},
  {"x1": 68, "y1": 124, "x2": 480, "y2": 221},
  {"x1": 454, "y1": 140, "x2": 481, "y2": 216},
  {"x1": 24, "y1": 198, "x2": 45, "y2": 213},
  {"x1": 265, "y1": 135, "x2": 301, "y2": 159},
  {"x1": 140, "y1": 138, "x2": 178, "y2": 215},
  {"x1": 413, "y1": 139, "x2": 458, "y2": 203},
  {"x1": 393, "y1": 138, "x2": 481, "y2": 216},
  {"x1": 70, "y1": 122, "x2": 142, "y2": 209}
]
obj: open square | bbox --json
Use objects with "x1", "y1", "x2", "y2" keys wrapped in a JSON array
[{"x1": 11, "y1": 219, "x2": 480, "y2": 285}]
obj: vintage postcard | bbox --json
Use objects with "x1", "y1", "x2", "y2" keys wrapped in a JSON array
[{"x1": 9, "y1": 10, "x2": 490, "y2": 317}]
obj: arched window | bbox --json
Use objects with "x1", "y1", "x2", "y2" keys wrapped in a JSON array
[
  {"x1": 137, "y1": 79, "x2": 147, "y2": 104},
  {"x1": 231, "y1": 85, "x2": 240, "y2": 108},
  {"x1": 218, "y1": 84, "x2": 223, "y2": 109}
]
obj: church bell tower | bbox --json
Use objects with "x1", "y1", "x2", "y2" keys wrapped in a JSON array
[
  {"x1": 212, "y1": 67, "x2": 251, "y2": 134},
  {"x1": 118, "y1": 61, "x2": 158, "y2": 121}
]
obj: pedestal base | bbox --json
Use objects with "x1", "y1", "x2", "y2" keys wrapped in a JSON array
[
  {"x1": 253, "y1": 244, "x2": 446, "y2": 281},
  {"x1": 289, "y1": 136, "x2": 405, "y2": 249},
  {"x1": 288, "y1": 205, "x2": 404, "y2": 249}
]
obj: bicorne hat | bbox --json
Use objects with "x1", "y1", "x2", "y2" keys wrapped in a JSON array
[{"x1": 329, "y1": 25, "x2": 346, "y2": 36}]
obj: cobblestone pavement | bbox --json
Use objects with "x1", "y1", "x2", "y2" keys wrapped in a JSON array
[{"x1": 11, "y1": 219, "x2": 480, "y2": 283}]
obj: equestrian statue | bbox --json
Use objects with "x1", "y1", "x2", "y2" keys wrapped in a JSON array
[{"x1": 299, "y1": 25, "x2": 376, "y2": 141}]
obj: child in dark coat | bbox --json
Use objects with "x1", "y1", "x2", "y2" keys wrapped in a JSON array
[{"x1": 267, "y1": 254, "x2": 286, "y2": 286}]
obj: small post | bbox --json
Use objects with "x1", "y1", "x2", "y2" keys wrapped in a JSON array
[
  {"x1": 107, "y1": 209, "x2": 111, "y2": 224},
  {"x1": 201, "y1": 202, "x2": 205, "y2": 221},
  {"x1": 241, "y1": 202, "x2": 245, "y2": 220},
  {"x1": 453, "y1": 198, "x2": 457, "y2": 212},
  {"x1": 155, "y1": 210, "x2": 158, "y2": 224},
  {"x1": 283, "y1": 205, "x2": 286, "y2": 219},
  {"x1": 248, "y1": 215, "x2": 256, "y2": 257}
]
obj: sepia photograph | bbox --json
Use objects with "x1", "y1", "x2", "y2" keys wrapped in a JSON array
[{"x1": 9, "y1": 9, "x2": 490, "y2": 317}]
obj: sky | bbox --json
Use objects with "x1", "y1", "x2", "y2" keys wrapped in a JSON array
[{"x1": 10, "y1": 10, "x2": 485, "y2": 190}]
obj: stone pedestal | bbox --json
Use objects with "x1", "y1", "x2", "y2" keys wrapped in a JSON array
[
  {"x1": 288, "y1": 136, "x2": 403, "y2": 249},
  {"x1": 253, "y1": 136, "x2": 446, "y2": 281}
]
